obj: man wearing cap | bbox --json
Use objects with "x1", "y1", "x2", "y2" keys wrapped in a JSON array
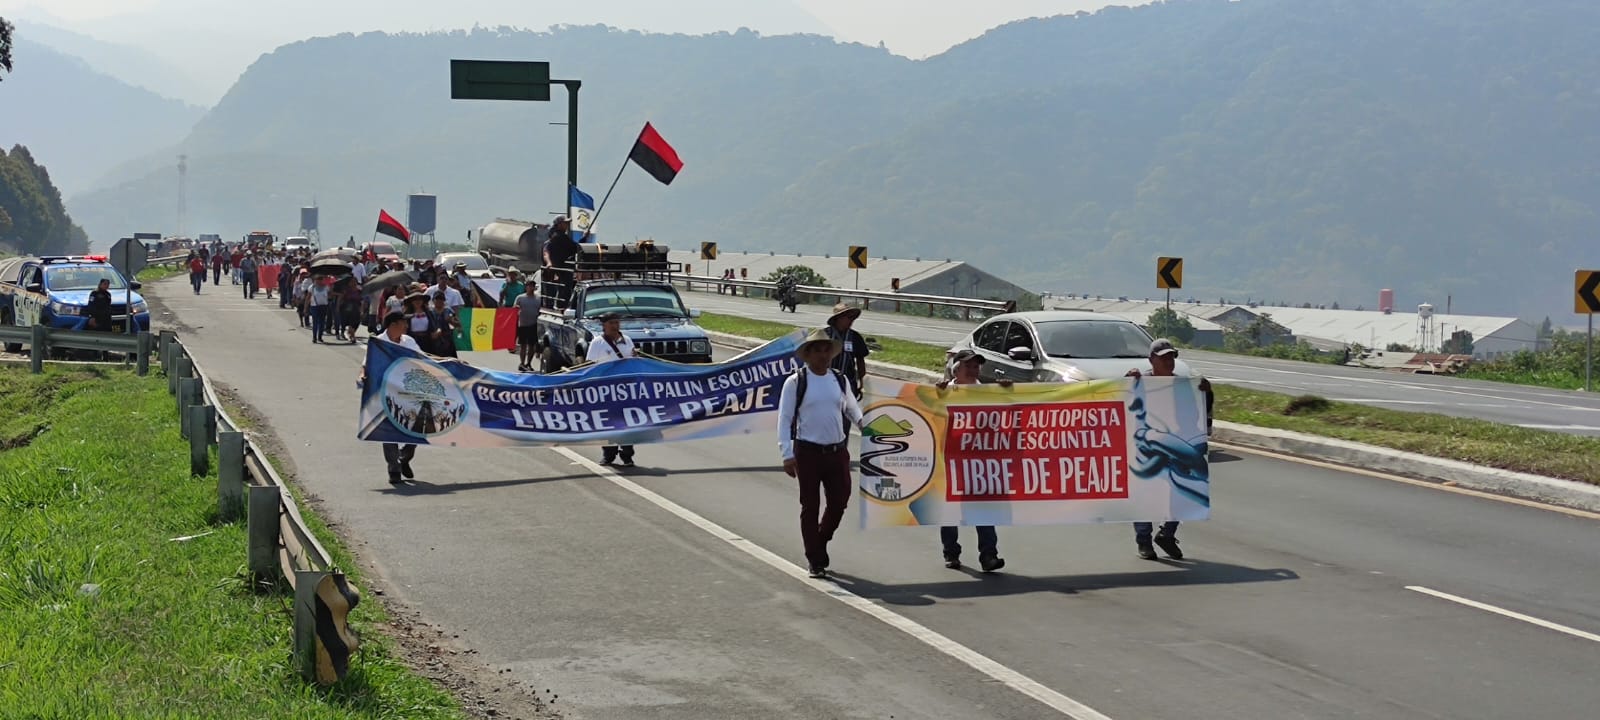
[
  {"x1": 543, "y1": 217, "x2": 579, "y2": 309},
  {"x1": 825, "y1": 303, "x2": 870, "y2": 400},
  {"x1": 1124, "y1": 338, "x2": 1210, "y2": 560},
  {"x1": 934, "y1": 348, "x2": 1010, "y2": 572},
  {"x1": 361, "y1": 311, "x2": 428, "y2": 485},
  {"x1": 585, "y1": 313, "x2": 638, "y2": 465},
  {"x1": 778, "y1": 328, "x2": 866, "y2": 578},
  {"x1": 515, "y1": 280, "x2": 542, "y2": 372}
]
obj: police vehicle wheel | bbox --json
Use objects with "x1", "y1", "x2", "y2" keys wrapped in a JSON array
[{"x1": 1, "y1": 311, "x2": 19, "y2": 353}]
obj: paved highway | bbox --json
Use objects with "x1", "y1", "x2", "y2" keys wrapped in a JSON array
[
  {"x1": 681, "y1": 289, "x2": 1600, "y2": 436},
  {"x1": 153, "y1": 277, "x2": 1600, "y2": 719}
]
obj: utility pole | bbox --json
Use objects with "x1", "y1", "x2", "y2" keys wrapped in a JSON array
[{"x1": 177, "y1": 154, "x2": 188, "y2": 238}]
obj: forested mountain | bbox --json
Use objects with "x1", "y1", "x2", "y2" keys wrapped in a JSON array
[
  {"x1": 0, "y1": 38, "x2": 204, "y2": 194},
  {"x1": 63, "y1": 0, "x2": 1600, "y2": 317},
  {"x1": 0, "y1": 145, "x2": 90, "y2": 256}
]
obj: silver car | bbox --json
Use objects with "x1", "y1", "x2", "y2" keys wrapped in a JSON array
[{"x1": 947, "y1": 311, "x2": 1203, "y2": 384}]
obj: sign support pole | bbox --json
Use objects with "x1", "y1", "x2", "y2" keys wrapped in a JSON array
[
  {"x1": 124, "y1": 240, "x2": 135, "y2": 335},
  {"x1": 855, "y1": 269, "x2": 860, "y2": 290},
  {"x1": 1587, "y1": 314, "x2": 1593, "y2": 392},
  {"x1": 1166, "y1": 288, "x2": 1171, "y2": 312}
]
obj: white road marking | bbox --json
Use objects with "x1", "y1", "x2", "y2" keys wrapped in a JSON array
[
  {"x1": 1516, "y1": 424, "x2": 1600, "y2": 432},
  {"x1": 1191, "y1": 359, "x2": 1600, "y2": 412},
  {"x1": 1405, "y1": 586, "x2": 1600, "y2": 644},
  {"x1": 552, "y1": 446, "x2": 1114, "y2": 720}
]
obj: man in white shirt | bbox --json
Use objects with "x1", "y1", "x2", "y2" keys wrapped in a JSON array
[
  {"x1": 777, "y1": 328, "x2": 865, "y2": 578},
  {"x1": 360, "y1": 312, "x2": 426, "y2": 485},
  {"x1": 308, "y1": 276, "x2": 332, "y2": 344},
  {"x1": 585, "y1": 313, "x2": 637, "y2": 466},
  {"x1": 437, "y1": 280, "x2": 465, "y2": 313}
]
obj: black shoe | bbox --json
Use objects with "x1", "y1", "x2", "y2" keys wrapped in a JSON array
[
  {"x1": 388, "y1": 471, "x2": 403, "y2": 486},
  {"x1": 1153, "y1": 532, "x2": 1183, "y2": 560},
  {"x1": 400, "y1": 460, "x2": 414, "y2": 480},
  {"x1": 979, "y1": 554, "x2": 1006, "y2": 573},
  {"x1": 1137, "y1": 540, "x2": 1158, "y2": 560},
  {"x1": 943, "y1": 555, "x2": 961, "y2": 569},
  {"x1": 807, "y1": 565, "x2": 828, "y2": 579},
  {"x1": 599, "y1": 456, "x2": 616, "y2": 466},
  {"x1": 620, "y1": 457, "x2": 635, "y2": 467}
]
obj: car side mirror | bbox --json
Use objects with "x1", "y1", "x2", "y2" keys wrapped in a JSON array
[
  {"x1": 25, "y1": 283, "x2": 42, "y2": 294},
  {"x1": 130, "y1": 281, "x2": 143, "y2": 291},
  {"x1": 563, "y1": 309, "x2": 577, "y2": 320},
  {"x1": 689, "y1": 308, "x2": 702, "y2": 318},
  {"x1": 1007, "y1": 346, "x2": 1036, "y2": 363}
]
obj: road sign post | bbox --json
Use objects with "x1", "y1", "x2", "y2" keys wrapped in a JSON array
[
  {"x1": 1157, "y1": 257, "x2": 1183, "y2": 311},
  {"x1": 849, "y1": 246, "x2": 868, "y2": 289},
  {"x1": 110, "y1": 237, "x2": 150, "y2": 336},
  {"x1": 701, "y1": 242, "x2": 717, "y2": 281},
  {"x1": 1578, "y1": 270, "x2": 1599, "y2": 391},
  {"x1": 449, "y1": 60, "x2": 577, "y2": 225}
]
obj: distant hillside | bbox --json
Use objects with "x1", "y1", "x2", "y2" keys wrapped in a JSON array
[
  {"x1": 65, "y1": 0, "x2": 1600, "y2": 317},
  {"x1": 0, "y1": 38, "x2": 204, "y2": 194},
  {"x1": 0, "y1": 145, "x2": 90, "y2": 256},
  {"x1": 13, "y1": 22, "x2": 210, "y2": 104}
]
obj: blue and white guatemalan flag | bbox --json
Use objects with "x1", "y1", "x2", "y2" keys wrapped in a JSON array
[{"x1": 569, "y1": 185, "x2": 597, "y2": 243}]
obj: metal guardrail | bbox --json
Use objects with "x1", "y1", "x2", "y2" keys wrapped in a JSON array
[
  {"x1": 673, "y1": 274, "x2": 1012, "y2": 320},
  {"x1": 0, "y1": 324, "x2": 154, "y2": 375},
  {"x1": 149, "y1": 253, "x2": 188, "y2": 267},
  {"x1": 156, "y1": 332, "x2": 356, "y2": 685}
]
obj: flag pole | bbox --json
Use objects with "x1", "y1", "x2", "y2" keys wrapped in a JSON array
[{"x1": 587, "y1": 151, "x2": 633, "y2": 233}]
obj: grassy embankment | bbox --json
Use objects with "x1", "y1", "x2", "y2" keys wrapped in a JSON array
[
  {"x1": 135, "y1": 263, "x2": 187, "y2": 283},
  {"x1": 699, "y1": 312, "x2": 1600, "y2": 485},
  {"x1": 0, "y1": 366, "x2": 462, "y2": 718}
]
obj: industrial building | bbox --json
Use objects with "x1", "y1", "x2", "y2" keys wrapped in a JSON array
[
  {"x1": 666, "y1": 250, "x2": 1035, "y2": 303},
  {"x1": 1045, "y1": 295, "x2": 1539, "y2": 359}
]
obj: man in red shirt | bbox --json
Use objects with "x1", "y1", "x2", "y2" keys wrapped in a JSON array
[{"x1": 187, "y1": 253, "x2": 206, "y2": 295}]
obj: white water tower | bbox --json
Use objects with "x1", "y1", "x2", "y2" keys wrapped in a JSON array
[{"x1": 1417, "y1": 303, "x2": 1435, "y2": 351}]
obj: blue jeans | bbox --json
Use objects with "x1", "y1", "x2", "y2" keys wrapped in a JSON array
[
  {"x1": 1134, "y1": 521, "x2": 1179, "y2": 542},
  {"x1": 310, "y1": 305, "x2": 328, "y2": 342},
  {"x1": 941, "y1": 526, "x2": 998, "y2": 558},
  {"x1": 190, "y1": 271, "x2": 204, "y2": 293}
]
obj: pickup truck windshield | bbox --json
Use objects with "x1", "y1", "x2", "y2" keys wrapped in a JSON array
[
  {"x1": 582, "y1": 286, "x2": 686, "y2": 318},
  {"x1": 438, "y1": 254, "x2": 489, "y2": 271},
  {"x1": 45, "y1": 266, "x2": 128, "y2": 291}
]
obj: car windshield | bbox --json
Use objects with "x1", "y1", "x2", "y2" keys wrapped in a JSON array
[
  {"x1": 369, "y1": 243, "x2": 397, "y2": 256},
  {"x1": 582, "y1": 286, "x2": 687, "y2": 318},
  {"x1": 1034, "y1": 320, "x2": 1152, "y2": 359},
  {"x1": 45, "y1": 266, "x2": 127, "y2": 291},
  {"x1": 442, "y1": 255, "x2": 489, "y2": 271}
]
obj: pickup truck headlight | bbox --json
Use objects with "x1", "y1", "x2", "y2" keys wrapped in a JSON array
[
  {"x1": 131, "y1": 300, "x2": 148, "y2": 314},
  {"x1": 49, "y1": 301, "x2": 79, "y2": 316},
  {"x1": 691, "y1": 339, "x2": 710, "y2": 354}
]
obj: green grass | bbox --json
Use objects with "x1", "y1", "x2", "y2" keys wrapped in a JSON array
[
  {"x1": 136, "y1": 263, "x2": 187, "y2": 283},
  {"x1": 1457, "y1": 366, "x2": 1587, "y2": 391},
  {"x1": 1214, "y1": 384, "x2": 1600, "y2": 484},
  {"x1": 0, "y1": 366, "x2": 463, "y2": 718},
  {"x1": 699, "y1": 312, "x2": 949, "y2": 370},
  {"x1": 698, "y1": 312, "x2": 1600, "y2": 484}
]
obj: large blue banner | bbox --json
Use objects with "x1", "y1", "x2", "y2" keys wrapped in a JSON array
[{"x1": 359, "y1": 331, "x2": 805, "y2": 447}]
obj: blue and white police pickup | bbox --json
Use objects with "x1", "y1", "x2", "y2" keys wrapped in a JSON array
[{"x1": 0, "y1": 255, "x2": 150, "y2": 351}]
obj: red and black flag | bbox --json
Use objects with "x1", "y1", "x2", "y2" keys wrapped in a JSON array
[
  {"x1": 375, "y1": 209, "x2": 410, "y2": 244},
  {"x1": 628, "y1": 122, "x2": 684, "y2": 185}
]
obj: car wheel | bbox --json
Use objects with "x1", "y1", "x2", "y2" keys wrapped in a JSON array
[{"x1": 540, "y1": 346, "x2": 565, "y2": 374}]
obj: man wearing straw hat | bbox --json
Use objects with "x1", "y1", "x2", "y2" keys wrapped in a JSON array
[
  {"x1": 825, "y1": 303, "x2": 870, "y2": 400},
  {"x1": 778, "y1": 328, "x2": 866, "y2": 578}
]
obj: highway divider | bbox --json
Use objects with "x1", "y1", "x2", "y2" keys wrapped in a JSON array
[
  {"x1": 675, "y1": 273, "x2": 1011, "y2": 320},
  {"x1": 156, "y1": 330, "x2": 361, "y2": 685}
]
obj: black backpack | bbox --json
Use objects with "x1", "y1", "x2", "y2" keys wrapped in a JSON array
[{"x1": 790, "y1": 368, "x2": 850, "y2": 441}]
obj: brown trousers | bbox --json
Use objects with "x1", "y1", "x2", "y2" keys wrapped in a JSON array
[{"x1": 795, "y1": 441, "x2": 852, "y2": 568}]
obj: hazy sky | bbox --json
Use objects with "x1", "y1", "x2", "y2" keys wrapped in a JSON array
[{"x1": 3, "y1": 0, "x2": 1131, "y2": 60}]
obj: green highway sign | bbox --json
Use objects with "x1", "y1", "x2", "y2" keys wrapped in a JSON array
[{"x1": 450, "y1": 60, "x2": 551, "y2": 102}]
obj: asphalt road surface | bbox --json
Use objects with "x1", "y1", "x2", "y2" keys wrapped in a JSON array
[
  {"x1": 682, "y1": 289, "x2": 1600, "y2": 436},
  {"x1": 154, "y1": 277, "x2": 1600, "y2": 719}
]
